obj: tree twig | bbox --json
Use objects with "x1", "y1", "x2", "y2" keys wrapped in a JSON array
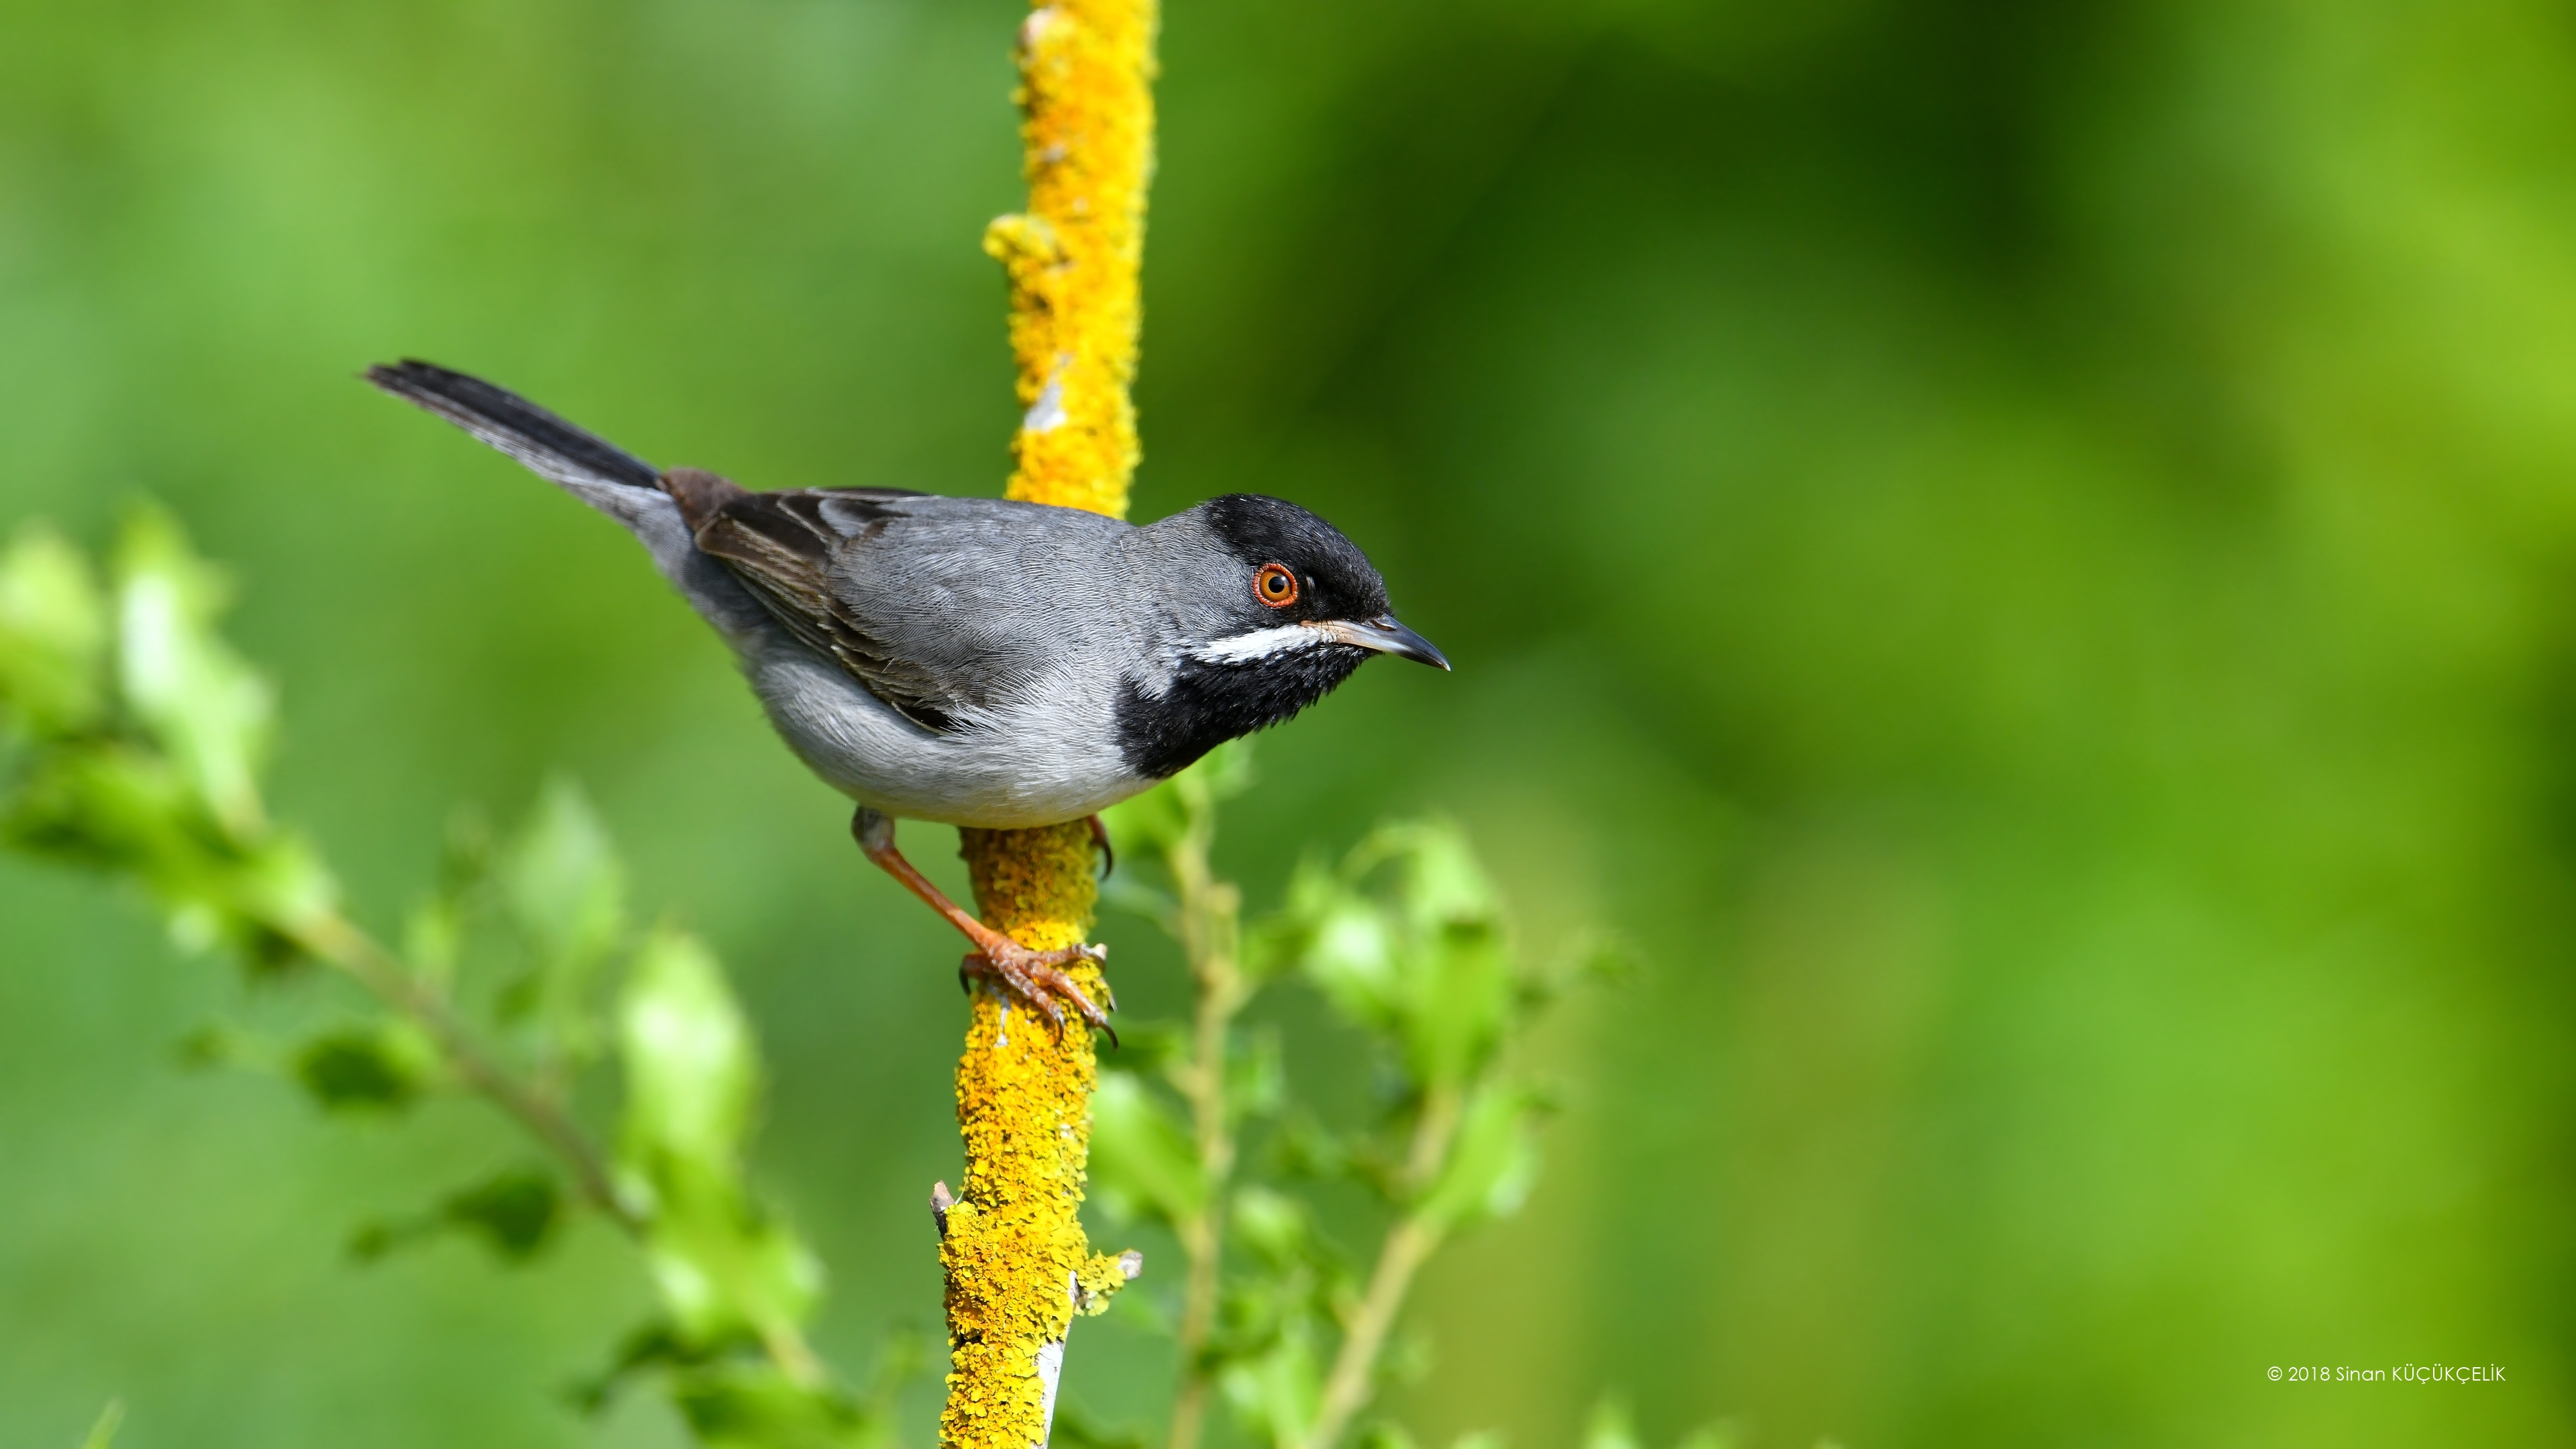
[
  {"x1": 290, "y1": 910, "x2": 637, "y2": 1228},
  {"x1": 297, "y1": 905, "x2": 835, "y2": 1383},
  {"x1": 1165, "y1": 811, "x2": 1244, "y2": 1449},
  {"x1": 1298, "y1": 1089, "x2": 1464, "y2": 1449}
]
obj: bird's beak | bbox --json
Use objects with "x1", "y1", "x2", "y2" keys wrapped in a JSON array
[{"x1": 1322, "y1": 614, "x2": 1452, "y2": 671}]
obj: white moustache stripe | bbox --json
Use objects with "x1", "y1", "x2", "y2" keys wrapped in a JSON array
[{"x1": 1193, "y1": 624, "x2": 1326, "y2": 665}]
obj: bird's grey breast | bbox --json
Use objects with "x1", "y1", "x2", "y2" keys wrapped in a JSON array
[{"x1": 724, "y1": 493, "x2": 1167, "y2": 827}]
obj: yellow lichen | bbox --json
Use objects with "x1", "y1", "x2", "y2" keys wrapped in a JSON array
[
  {"x1": 943, "y1": 824, "x2": 1120, "y2": 1449},
  {"x1": 983, "y1": 0, "x2": 1157, "y2": 519},
  {"x1": 945, "y1": 0, "x2": 1154, "y2": 1440}
]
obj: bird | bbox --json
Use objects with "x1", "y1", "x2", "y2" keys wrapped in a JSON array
[{"x1": 365, "y1": 360, "x2": 1449, "y2": 1036}]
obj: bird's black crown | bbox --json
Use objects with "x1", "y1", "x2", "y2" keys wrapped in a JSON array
[{"x1": 1199, "y1": 494, "x2": 1391, "y2": 625}]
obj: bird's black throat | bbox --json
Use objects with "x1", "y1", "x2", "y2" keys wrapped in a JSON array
[{"x1": 1114, "y1": 645, "x2": 1371, "y2": 780}]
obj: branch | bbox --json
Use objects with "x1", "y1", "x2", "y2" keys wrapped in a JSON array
[
  {"x1": 290, "y1": 910, "x2": 637, "y2": 1230},
  {"x1": 1298, "y1": 1090, "x2": 1464, "y2": 1449},
  {"x1": 941, "y1": 0, "x2": 1157, "y2": 1446},
  {"x1": 1165, "y1": 818, "x2": 1244, "y2": 1449}
]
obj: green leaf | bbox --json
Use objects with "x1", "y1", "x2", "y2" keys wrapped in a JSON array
[
  {"x1": 1227, "y1": 1185, "x2": 1313, "y2": 1269},
  {"x1": 112, "y1": 506, "x2": 272, "y2": 841},
  {"x1": 1269, "y1": 821, "x2": 1521, "y2": 1088},
  {"x1": 1291, "y1": 868, "x2": 1401, "y2": 1028},
  {"x1": 1088, "y1": 1068, "x2": 1205, "y2": 1226},
  {"x1": 0, "y1": 523, "x2": 109, "y2": 740},
  {"x1": 621, "y1": 926, "x2": 755, "y2": 1165},
  {"x1": 617, "y1": 926, "x2": 822, "y2": 1349},
  {"x1": 294, "y1": 1023, "x2": 439, "y2": 1112},
  {"x1": 1396, "y1": 916, "x2": 1515, "y2": 1089},
  {"x1": 1217, "y1": 1319, "x2": 1323, "y2": 1449},
  {"x1": 1365, "y1": 822, "x2": 1515, "y2": 1087},
  {"x1": 667, "y1": 1361, "x2": 887, "y2": 1449},
  {"x1": 3, "y1": 738, "x2": 335, "y2": 963},
  {"x1": 443, "y1": 1167, "x2": 564, "y2": 1260},
  {"x1": 1413, "y1": 1083, "x2": 1541, "y2": 1233},
  {"x1": 350, "y1": 1167, "x2": 565, "y2": 1263},
  {"x1": 499, "y1": 777, "x2": 627, "y2": 1060},
  {"x1": 1359, "y1": 821, "x2": 1498, "y2": 942},
  {"x1": 578, "y1": 1322, "x2": 892, "y2": 1449}
]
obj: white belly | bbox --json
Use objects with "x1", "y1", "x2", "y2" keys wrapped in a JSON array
[{"x1": 746, "y1": 645, "x2": 1153, "y2": 828}]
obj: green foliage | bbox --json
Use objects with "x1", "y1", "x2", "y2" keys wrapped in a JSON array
[
  {"x1": 499, "y1": 777, "x2": 628, "y2": 1062},
  {"x1": 666, "y1": 1365, "x2": 887, "y2": 1449},
  {"x1": 1209, "y1": 1185, "x2": 1343, "y2": 1449},
  {"x1": 292, "y1": 1022, "x2": 441, "y2": 1112},
  {"x1": 1412, "y1": 1081, "x2": 1541, "y2": 1234},
  {"x1": 617, "y1": 924, "x2": 824, "y2": 1355},
  {"x1": 110, "y1": 508, "x2": 272, "y2": 841},
  {"x1": 0, "y1": 516, "x2": 883, "y2": 1449},
  {"x1": 1265, "y1": 820, "x2": 1522, "y2": 1095},
  {"x1": 0, "y1": 509, "x2": 333, "y2": 966},
  {"x1": 0, "y1": 525, "x2": 108, "y2": 739},
  {"x1": 1097, "y1": 753, "x2": 1591, "y2": 1449},
  {"x1": 582, "y1": 1325, "x2": 902, "y2": 1449},
  {"x1": 350, "y1": 1167, "x2": 566, "y2": 1263}
]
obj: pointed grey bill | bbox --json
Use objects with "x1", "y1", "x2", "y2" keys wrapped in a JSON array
[{"x1": 1322, "y1": 614, "x2": 1452, "y2": 671}]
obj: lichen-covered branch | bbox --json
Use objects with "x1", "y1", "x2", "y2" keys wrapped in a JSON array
[
  {"x1": 945, "y1": 5, "x2": 1157, "y2": 1438},
  {"x1": 942, "y1": 824, "x2": 1135, "y2": 1449},
  {"x1": 983, "y1": 0, "x2": 1155, "y2": 518}
]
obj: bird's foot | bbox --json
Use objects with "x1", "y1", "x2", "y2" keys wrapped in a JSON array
[{"x1": 960, "y1": 938, "x2": 1117, "y2": 1045}]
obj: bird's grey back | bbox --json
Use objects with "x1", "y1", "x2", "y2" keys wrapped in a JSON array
[{"x1": 824, "y1": 494, "x2": 1144, "y2": 712}]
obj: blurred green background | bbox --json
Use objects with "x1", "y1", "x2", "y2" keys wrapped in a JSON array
[{"x1": 4, "y1": 0, "x2": 2572, "y2": 1444}]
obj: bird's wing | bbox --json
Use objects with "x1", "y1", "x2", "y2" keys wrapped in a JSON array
[{"x1": 689, "y1": 488, "x2": 1095, "y2": 733}]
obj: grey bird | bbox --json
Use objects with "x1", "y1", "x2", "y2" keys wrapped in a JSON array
[{"x1": 366, "y1": 360, "x2": 1448, "y2": 1034}]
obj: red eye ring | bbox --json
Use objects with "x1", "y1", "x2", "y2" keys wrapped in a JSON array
[{"x1": 1254, "y1": 562, "x2": 1300, "y2": 608}]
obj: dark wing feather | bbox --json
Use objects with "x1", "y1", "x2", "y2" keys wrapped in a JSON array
[{"x1": 688, "y1": 486, "x2": 968, "y2": 731}]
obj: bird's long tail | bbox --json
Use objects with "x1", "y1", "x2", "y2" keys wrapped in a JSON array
[
  {"x1": 366, "y1": 359, "x2": 775, "y2": 642},
  {"x1": 366, "y1": 360, "x2": 662, "y2": 493}
]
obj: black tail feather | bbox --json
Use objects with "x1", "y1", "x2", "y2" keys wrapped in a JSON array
[{"x1": 365, "y1": 360, "x2": 662, "y2": 491}]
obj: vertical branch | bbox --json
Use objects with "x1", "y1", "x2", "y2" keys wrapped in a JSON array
[
  {"x1": 984, "y1": 0, "x2": 1156, "y2": 519},
  {"x1": 945, "y1": 2, "x2": 1156, "y2": 1447},
  {"x1": 943, "y1": 824, "x2": 1128, "y2": 1449},
  {"x1": 1166, "y1": 816, "x2": 1244, "y2": 1449},
  {"x1": 1298, "y1": 1091, "x2": 1464, "y2": 1449}
]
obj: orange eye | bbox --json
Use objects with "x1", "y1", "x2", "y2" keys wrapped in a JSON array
[{"x1": 1254, "y1": 562, "x2": 1299, "y2": 608}]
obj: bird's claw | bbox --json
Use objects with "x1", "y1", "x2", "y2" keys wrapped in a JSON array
[
  {"x1": 1086, "y1": 814, "x2": 1114, "y2": 881},
  {"x1": 961, "y1": 939, "x2": 1117, "y2": 1046}
]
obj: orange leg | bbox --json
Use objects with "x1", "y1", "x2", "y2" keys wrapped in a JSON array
[{"x1": 853, "y1": 808, "x2": 1114, "y2": 1040}]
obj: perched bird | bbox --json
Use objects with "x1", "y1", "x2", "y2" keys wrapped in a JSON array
[{"x1": 366, "y1": 361, "x2": 1448, "y2": 1034}]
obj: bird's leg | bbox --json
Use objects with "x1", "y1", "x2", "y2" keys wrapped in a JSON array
[
  {"x1": 1086, "y1": 813, "x2": 1114, "y2": 881},
  {"x1": 852, "y1": 808, "x2": 1114, "y2": 1040}
]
